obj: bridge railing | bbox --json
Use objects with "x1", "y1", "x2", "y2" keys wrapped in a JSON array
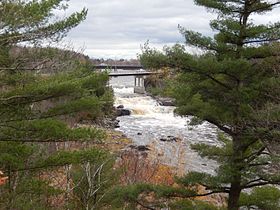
[{"x1": 94, "y1": 65, "x2": 143, "y2": 70}]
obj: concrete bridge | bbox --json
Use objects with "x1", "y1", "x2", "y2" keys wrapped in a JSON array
[{"x1": 108, "y1": 71, "x2": 157, "y2": 94}]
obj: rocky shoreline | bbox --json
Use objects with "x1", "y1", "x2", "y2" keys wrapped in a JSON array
[{"x1": 147, "y1": 93, "x2": 176, "y2": 106}]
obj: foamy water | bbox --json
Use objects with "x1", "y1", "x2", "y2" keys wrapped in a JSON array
[{"x1": 110, "y1": 72, "x2": 218, "y2": 174}]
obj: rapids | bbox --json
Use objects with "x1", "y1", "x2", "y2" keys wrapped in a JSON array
[{"x1": 110, "y1": 72, "x2": 219, "y2": 174}]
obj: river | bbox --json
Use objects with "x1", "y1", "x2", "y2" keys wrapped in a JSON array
[{"x1": 110, "y1": 71, "x2": 219, "y2": 175}]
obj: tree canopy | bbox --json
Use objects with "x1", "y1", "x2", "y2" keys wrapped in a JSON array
[
  {"x1": 0, "y1": 1, "x2": 114, "y2": 209},
  {"x1": 138, "y1": 0, "x2": 280, "y2": 209},
  {"x1": 0, "y1": 0, "x2": 87, "y2": 46}
]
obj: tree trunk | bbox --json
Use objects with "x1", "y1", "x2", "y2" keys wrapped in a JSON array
[
  {"x1": 228, "y1": 179, "x2": 241, "y2": 210},
  {"x1": 228, "y1": 137, "x2": 243, "y2": 210}
]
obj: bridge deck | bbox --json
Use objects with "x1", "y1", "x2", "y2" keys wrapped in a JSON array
[{"x1": 109, "y1": 72, "x2": 156, "y2": 77}]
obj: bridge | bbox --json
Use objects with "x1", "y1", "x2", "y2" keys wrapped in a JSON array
[
  {"x1": 108, "y1": 71, "x2": 157, "y2": 94},
  {"x1": 108, "y1": 71, "x2": 155, "y2": 77},
  {"x1": 95, "y1": 65, "x2": 143, "y2": 70}
]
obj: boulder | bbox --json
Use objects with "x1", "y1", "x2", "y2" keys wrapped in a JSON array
[
  {"x1": 116, "y1": 108, "x2": 131, "y2": 116},
  {"x1": 157, "y1": 97, "x2": 175, "y2": 106}
]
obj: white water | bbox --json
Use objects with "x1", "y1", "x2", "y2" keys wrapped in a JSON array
[{"x1": 110, "y1": 73, "x2": 219, "y2": 174}]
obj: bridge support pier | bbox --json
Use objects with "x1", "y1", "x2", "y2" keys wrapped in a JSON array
[
  {"x1": 134, "y1": 75, "x2": 145, "y2": 94},
  {"x1": 108, "y1": 70, "x2": 156, "y2": 94}
]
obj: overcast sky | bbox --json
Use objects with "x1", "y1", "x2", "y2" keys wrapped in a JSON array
[{"x1": 62, "y1": 0, "x2": 280, "y2": 59}]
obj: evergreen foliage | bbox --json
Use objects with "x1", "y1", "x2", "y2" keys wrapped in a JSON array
[
  {"x1": 239, "y1": 186, "x2": 280, "y2": 210},
  {"x1": 110, "y1": 183, "x2": 221, "y2": 209},
  {"x1": 139, "y1": 0, "x2": 280, "y2": 209},
  {"x1": 0, "y1": 0, "x2": 87, "y2": 45},
  {"x1": 0, "y1": 1, "x2": 114, "y2": 208}
]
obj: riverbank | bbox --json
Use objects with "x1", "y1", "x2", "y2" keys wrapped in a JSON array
[{"x1": 106, "y1": 126, "x2": 226, "y2": 208}]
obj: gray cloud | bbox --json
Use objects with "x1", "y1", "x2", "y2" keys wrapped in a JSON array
[{"x1": 62, "y1": 0, "x2": 280, "y2": 58}]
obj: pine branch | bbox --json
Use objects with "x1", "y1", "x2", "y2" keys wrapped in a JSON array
[
  {"x1": 0, "y1": 95, "x2": 31, "y2": 102},
  {"x1": 2, "y1": 164, "x2": 70, "y2": 173},
  {"x1": 182, "y1": 66, "x2": 233, "y2": 90},
  {"x1": 0, "y1": 138, "x2": 102, "y2": 143},
  {"x1": 243, "y1": 180, "x2": 280, "y2": 189},
  {"x1": 245, "y1": 146, "x2": 266, "y2": 164},
  {"x1": 194, "y1": 190, "x2": 229, "y2": 197},
  {"x1": 248, "y1": 162, "x2": 271, "y2": 167},
  {"x1": 204, "y1": 117, "x2": 234, "y2": 136},
  {"x1": 1, "y1": 107, "x2": 97, "y2": 124},
  {"x1": 168, "y1": 189, "x2": 228, "y2": 199},
  {"x1": 243, "y1": 176, "x2": 280, "y2": 189},
  {"x1": 0, "y1": 113, "x2": 63, "y2": 124},
  {"x1": 218, "y1": 70, "x2": 241, "y2": 83},
  {"x1": 0, "y1": 94, "x2": 64, "y2": 107},
  {"x1": 248, "y1": 1, "x2": 280, "y2": 14},
  {"x1": 244, "y1": 178, "x2": 263, "y2": 186},
  {"x1": 1, "y1": 157, "x2": 107, "y2": 174},
  {"x1": 204, "y1": 73, "x2": 233, "y2": 89},
  {"x1": 0, "y1": 67, "x2": 39, "y2": 71},
  {"x1": 244, "y1": 38, "x2": 280, "y2": 45}
]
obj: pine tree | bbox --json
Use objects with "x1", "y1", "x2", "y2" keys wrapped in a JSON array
[
  {"x1": 137, "y1": 0, "x2": 280, "y2": 209},
  {"x1": 0, "y1": 1, "x2": 114, "y2": 208}
]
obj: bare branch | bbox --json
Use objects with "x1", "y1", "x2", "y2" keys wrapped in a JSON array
[{"x1": 135, "y1": 200, "x2": 156, "y2": 210}]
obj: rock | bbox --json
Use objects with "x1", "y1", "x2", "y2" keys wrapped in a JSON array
[
  {"x1": 100, "y1": 117, "x2": 120, "y2": 129},
  {"x1": 157, "y1": 97, "x2": 175, "y2": 106},
  {"x1": 137, "y1": 145, "x2": 150, "y2": 151},
  {"x1": 116, "y1": 108, "x2": 131, "y2": 116},
  {"x1": 117, "y1": 105, "x2": 124, "y2": 109},
  {"x1": 115, "y1": 109, "x2": 121, "y2": 116},
  {"x1": 159, "y1": 136, "x2": 180, "y2": 142},
  {"x1": 121, "y1": 109, "x2": 131, "y2": 116},
  {"x1": 128, "y1": 144, "x2": 150, "y2": 151},
  {"x1": 112, "y1": 119, "x2": 120, "y2": 128}
]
